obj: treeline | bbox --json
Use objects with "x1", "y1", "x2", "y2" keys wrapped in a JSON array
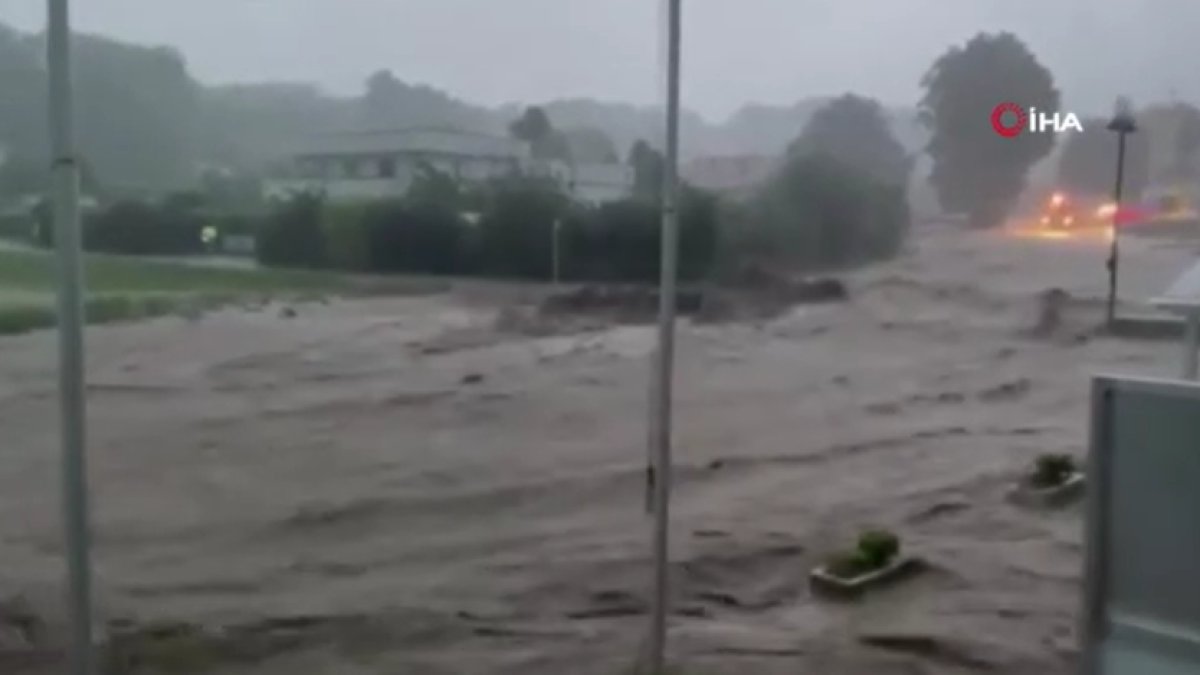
[{"x1": 13, "y1": 90, "x2": 914, "y2": 283}]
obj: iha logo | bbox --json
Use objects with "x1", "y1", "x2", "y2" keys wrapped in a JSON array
[{"x1": 991, "y1": 102, "x2": 1083, "y2": 137}]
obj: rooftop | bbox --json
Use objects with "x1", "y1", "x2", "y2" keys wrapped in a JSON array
[{"x1": 293, "y1": 127, "x2": 529, "y2": 160}]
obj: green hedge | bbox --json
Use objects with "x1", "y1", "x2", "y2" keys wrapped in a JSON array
[
  {"x1": 735, "y1": 153, "x2": 910, "y2": 269},
  {"x1": 254, "y1": 180, "x2": 720, "y2": 283}
]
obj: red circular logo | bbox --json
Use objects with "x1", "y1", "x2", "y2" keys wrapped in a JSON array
[{"x1": 991, "y1": 102, "x2": 1026, "y2": 138}]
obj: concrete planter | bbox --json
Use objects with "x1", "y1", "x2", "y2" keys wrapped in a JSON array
[
  {"x1": 809, "y1": 556, "x2": 923, "y2": 599},
  {"x1": 1007, "y1": 472, "x2": 1085, "y2": 508}
]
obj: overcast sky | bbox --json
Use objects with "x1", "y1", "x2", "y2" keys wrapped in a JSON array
[{"x1": 1, "y1": 0, "x2": 1195, "y2": 121}]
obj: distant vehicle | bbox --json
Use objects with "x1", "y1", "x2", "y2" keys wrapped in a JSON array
[{"x1": 1037, "y1": 192, "x2": 1082, "y2": 230}]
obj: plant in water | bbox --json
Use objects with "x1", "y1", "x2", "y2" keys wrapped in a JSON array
[
  {"x1": 825, "y1": 529, "x2": 901, "y2": 579},
  {"x1": 1030, "y1": 453, "x2": 1077, "y2": 489}
]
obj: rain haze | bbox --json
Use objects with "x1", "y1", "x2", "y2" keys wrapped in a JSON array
[
  {"x1": 5, "y1": 2, "x2": 1200, "y2": 675},
  {"x1": 1, "y1": 0, "x2": 1198, "y2": 118}
]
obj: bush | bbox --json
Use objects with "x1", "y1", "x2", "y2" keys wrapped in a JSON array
[
  {"x1": 321, "y1": 201, "x2": 372, "y2": 271},
  {"x1": 256, "y1": 193, "x2": 328, "y2": 269},
  {"x1": 857, "y1": 530, "x2": 900, "y2": 568},
  {"x1": 252, "y1": 175, "x2": 720, "y2": 283},
  {"x1": 84, "y1": 198, "x2": 206, "y2": 255},
  {"x1": 364, "y1": 199, "x2": 469, "y2": 275},
  {"x1": 560, "y1": 188, "x2": 717, "y2": 283},
  {"x1": 0, "y1": 213, "x2": 33, "y2": 241},
  {"x1": 477, "y1": 176, "x2": 569, "y2": 279},
  {"x1": 738, "y1": 153, "x2": 910, "y2": 270},
  {"x1": 825, "y1": 529, "x2": 901, "y2": 579},
  {"x1": 1032, "y1": 454, "x2": 1077, "y2": 488}
]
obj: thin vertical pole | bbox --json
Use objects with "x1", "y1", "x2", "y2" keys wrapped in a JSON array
[
  {"x1": 48, "y1": 1, "x2": 95, "y2": 673},
  {"x1": 551, "y1": 218, "x2": 561, "y2": 285},
  {"x1": 1107, "y1": 131, "x2": 1127, "y2": 328},
  {"x1": 647, "y1": 0, "x2": 681, "y2": 671}
]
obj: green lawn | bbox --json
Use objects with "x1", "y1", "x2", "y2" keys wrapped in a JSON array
[{"x1": 0, "y1": 248, "x2": 357, "y2": 335}]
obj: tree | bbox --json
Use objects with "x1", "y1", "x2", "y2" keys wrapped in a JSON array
[
  {"x1": 919, "y1": 32, "x2": 1060, "y2": 228},
  {"x1": 628, "y1": 140, "x2": 665, "y2": 202},
  {"x1": 788, "y1": 93, "x2": 912, "y2": 189},
  {"x1": 1056, "y1": 118, "x2": 1150, "y2": 200},
  {"x1": 740, "y1": 153, "x2": 910, "y2": 269},
  {"x1": 406, "y1": 163, "x2": 463, "y2": 210},
  {"x1": 508, "y1": 106, "x2": 571, "y2": 161},
  {"x1": 509, "y1": 106, "x2": 553, "y2": 145}
]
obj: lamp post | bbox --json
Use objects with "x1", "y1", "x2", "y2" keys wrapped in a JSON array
[
  {"x1": 1106, "y1": 100, "x2": 1137, "y2": 328},
  {"x1": 646, "y1": 0, "x2": 682, "y2": 672},
  {"x1": 47, "y1": 1, "x2": 96, "y2": 674}
]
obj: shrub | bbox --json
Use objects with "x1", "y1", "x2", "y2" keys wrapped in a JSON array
[
  {"x1": 256, "y1": 193, "x2": 328, "y2": 269},
  {"x1": 1032, "y1": 453, "x2": 1077, "y2": 488},
  {"x1": 84, "y1": 198, "x2": 206, "y2": 255},
  {"x1": 825, "y1": 529, "x2": 901, "y2": 579},
  {"x1": 558, "y1": 187, "x2": 718, "y2": 283},
  {"x1": 477, "y1": 176, "x2": 569, "y2": 279},
  {"x1": 364, "y1": 199, "x2": 468, "y2": 275},
  {"x1": 322, "y1": 201, "x2": 372, "y2": 271},
  {"x1": 857, "y1": 530, "x2": 900, "y2": 568},
  {"x1": 738, "y1": 153, "x2": 910, "y2": 270},
  {"x1": 0, "y1": 213, "x2": 33, "y2": 241}
]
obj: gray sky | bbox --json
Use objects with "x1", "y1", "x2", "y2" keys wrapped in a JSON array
[{"x1": 1, "y1": 0, "x2": 1195, "y2": 121}]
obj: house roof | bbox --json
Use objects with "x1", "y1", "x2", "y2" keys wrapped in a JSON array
[
  {"x1": 293, "y1": 127, "x2": 529, "y2": 160},
  {"x1": 682, "y1": 154, "x2": 778, "y2": 193}
]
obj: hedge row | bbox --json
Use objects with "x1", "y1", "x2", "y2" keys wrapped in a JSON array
[
  {"x1": 256, "y1": 180, "x2": 720, "y2": 283},
  {"x1": 31, "y1": 194, "x2": 260, "y2": 255}
]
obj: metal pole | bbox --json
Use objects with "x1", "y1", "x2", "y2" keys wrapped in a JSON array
[
  {"x1": 1106, "y1": 131, "x2": 1127, "y2": 328},
  {"x1": 48, "y1": 1, "x2": 96, "y2": 673},
  {"x1": 1183, "y1": 312, "x2": 1199, "y2": 380},
  {"x1": 552, "y1": 218, "x2": 562, "y2": 286},
  {"x1": 647, "y1": 0, "x2": 681, "y2": 671}
]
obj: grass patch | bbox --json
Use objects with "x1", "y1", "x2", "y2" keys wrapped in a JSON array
[
  {"x1": 0, "y1": 248, "x2": 358, "y2": 336},
  {"x1": 0, "y1": 248, "x2": 350, "y2": 295}
]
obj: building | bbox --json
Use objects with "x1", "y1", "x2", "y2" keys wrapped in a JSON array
[
  {"x1": 264, "y1": 127, "x2": 633, "y2": 205},
  {"x1": 264, "y1": 127, "x2": 530, "y2": 202},
  {"x1": 681, "y1": 154, "x2": 779, "y2": 196},
  {"x1": 528, "y1": 160, "x2": 635, "y2": 205}
]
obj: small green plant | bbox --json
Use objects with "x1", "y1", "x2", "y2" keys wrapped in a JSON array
[
  {"x1": 1031, "y1": 453, "x2": 1077, "y2": 488},
  {"x1": 825, "y1": 529, "x2": 901, "y2": 579}
]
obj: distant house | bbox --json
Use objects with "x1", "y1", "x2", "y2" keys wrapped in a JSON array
[
  {"x1": 264, "y1": 127, "x2": 529, "y2": 202},
  {"x1": 527, "y1": 160, "x2": 635, "y2": 205},
  {"x1": 681, "y1": 154, "x2": 778, "y2": 196},
  {"x1": 264, "y1": 127, "x2": 633, "y2": 205}
]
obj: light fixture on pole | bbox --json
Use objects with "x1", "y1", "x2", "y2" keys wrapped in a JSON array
[
  {"x1": 47, "y1": 1, "x2": 96, "y2": 674},
  {"x1": 1106, "y1": 98, "x2": 1137, "y2": 328},
  {"x1": 646, "y1": 0, "x2": 682, "y2": 672}
]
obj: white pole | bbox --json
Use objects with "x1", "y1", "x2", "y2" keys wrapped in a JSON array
[
  {"x1": 47, "y1": 1, "x2": 96, "y2": 673},
  {"x1": 647, "y1": 0, "x2": 682, "y2": 671}
]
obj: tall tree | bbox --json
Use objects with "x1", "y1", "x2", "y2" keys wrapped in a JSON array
[
  {"x1": 919, "y1": 32, "x2": 1060, "y2": 227},
  {"x1": 788, "y1": 93, "x2": 912, "y2": 188},
  {"x1": 627, "y1": 140, "x2": 664, "y2": 202},
  {"x1": 509, "y1": 106, "x2": 570, "y2": 161}
]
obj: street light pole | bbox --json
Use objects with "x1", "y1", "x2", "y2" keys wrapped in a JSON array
[
  {"x1": 1106, "y1": 103, "x2": 1137, "y2": 328},
  {"x1": 47, "y1": 1, "x2": 95, "y2": 674},
  {"x1": 646, "y1": 0, "x2": 682, "y2": 671}
]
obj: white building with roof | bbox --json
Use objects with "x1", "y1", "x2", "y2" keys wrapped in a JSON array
[
  {"x1": 264, "y1": 127, "x2": 530, "y2": 202},
  {"x1": 264, "y1": 127, "x2": 633, "y2": 205}
]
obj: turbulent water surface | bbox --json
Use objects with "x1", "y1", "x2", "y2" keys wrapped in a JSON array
[{"x1": 0, "y1": 226, "x2": 1194, "y2": 674}]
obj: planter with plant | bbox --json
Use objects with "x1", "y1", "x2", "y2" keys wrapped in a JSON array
[
  {"x1": 810, "y1": 529, "x2": 921, "y2": 597},
  {"x1": 1008, "y1": 453, "x2": 1084, "y2": 507}
]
